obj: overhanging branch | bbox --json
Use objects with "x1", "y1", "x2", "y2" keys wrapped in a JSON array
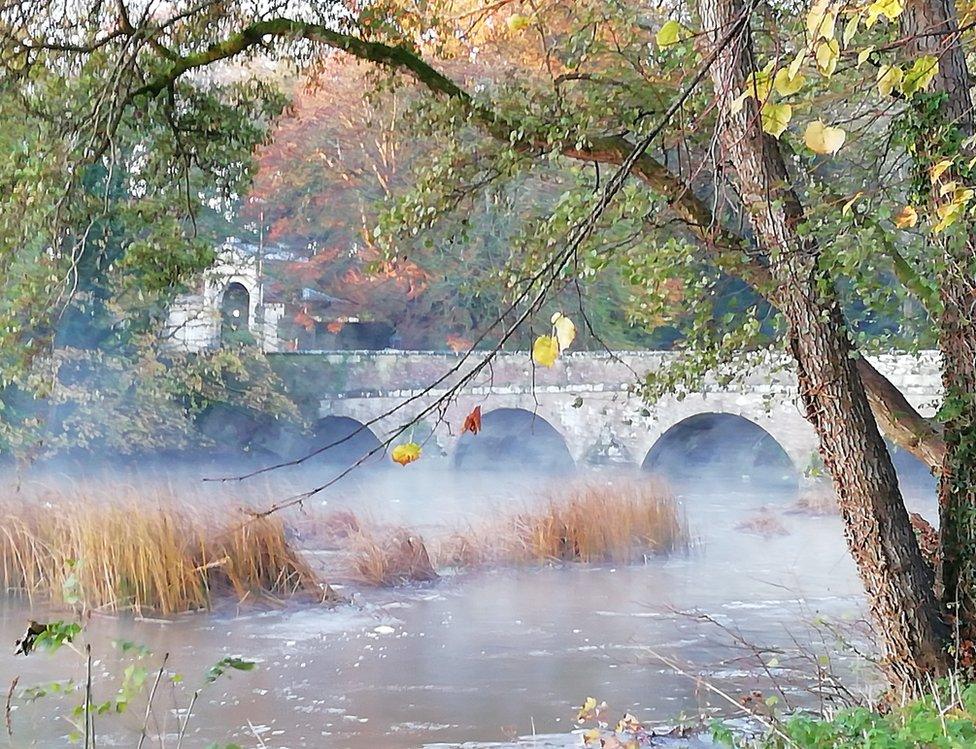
[{"x1": 131, "y1": 15, "x2": 945, "y2": 470}]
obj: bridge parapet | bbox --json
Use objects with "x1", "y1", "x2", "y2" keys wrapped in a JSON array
[{"x1": 268, "y1": 349, "x2": 942, "y2": 476}]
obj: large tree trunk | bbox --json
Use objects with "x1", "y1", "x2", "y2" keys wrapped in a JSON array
[
  {"x1": 700, "y1": 0, "x2": 947, "y2": 689},
  {"x1": 568, "y1": 140, "x2": 947, "y2": 473},
  {"x1": 902, "y1": 0, "x2": 976, "y2": 643}
]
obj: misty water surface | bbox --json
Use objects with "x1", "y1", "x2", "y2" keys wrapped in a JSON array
[{"x1": 0, "y1": 433, "x2": 938, "y2": 747}]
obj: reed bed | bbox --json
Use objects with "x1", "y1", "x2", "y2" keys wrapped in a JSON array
[
  {"x1": 1, "y1": 474, "x2": 689, "y2": 597},
  {"x1": 506, "y1": 480, "x2": 688, "y2": 564},
  {"x1": 341, "y1": 479, "x2": 689, "y2": 586},
  {"x1": 348, "y1": 528, "x2": 439, "y2": 586},
  {"x1": 0, "y1": 483, "x2": 322, "y2": 614}
]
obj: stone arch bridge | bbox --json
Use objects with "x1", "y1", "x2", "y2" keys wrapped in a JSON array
[{"x1": 270, "y1": 350, "x2": 942, "y2": 477}]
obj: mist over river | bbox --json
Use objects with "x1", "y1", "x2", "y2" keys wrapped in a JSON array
[{"x1": 0, "y1": 454, "x2": 938, "y2": 748}]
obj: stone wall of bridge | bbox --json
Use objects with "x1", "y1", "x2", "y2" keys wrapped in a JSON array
[{"x1": 268, "y1": 350, "x2": 943, "y2": 473}]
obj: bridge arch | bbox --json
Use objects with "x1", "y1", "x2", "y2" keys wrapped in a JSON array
[
  {"x1": 642, "y1": 412, "x2": 798, "y2": 488},
  {"x1": 310, "y1": 415, "x2": 384, "y2": 466},
  {"x1": 453, "y1": 407, "x2": 574, "y2": 472}
]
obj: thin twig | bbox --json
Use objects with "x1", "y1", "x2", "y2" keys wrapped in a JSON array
[
  {"x1": 5, "y1": 676, "x2": 18, "y2": 737},
  {"x1": 137, "y1": 653, "x2": 170, "y2": 749},
  {"x1": 175, "y1": 689, "x2": 199, "y2": 748},
  {"x1": 644, "y1": 646, "x2": 799, "y2": 748},
  {"x1": 84, "y1": 644, "x2": 93, "y2": 749}
]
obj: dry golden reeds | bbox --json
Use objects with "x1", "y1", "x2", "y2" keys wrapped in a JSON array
[
  {"x1": 0, "y1": 488, "x2": 322, "y2": 615},
  {"x1": 348, "y1": 528, "x2": 439, "y2": 586},
  {"x1": 1, "y1": 475, "x2": 689, "y2": 597},
  {"x1": 344, "y1": 479, "x2": 689, "y2": 585},
  {"x1": 504, "y1": 479, "x2": 688, "y2": 564}
]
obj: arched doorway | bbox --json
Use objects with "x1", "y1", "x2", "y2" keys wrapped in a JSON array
[
  {"x1": 643, "y1": 412, "x2": 797, "y2": 489},
  {"x1": 453, "y1": 408, "x2": 574, "y2": 473},
  {"x1": 220, "y1": 282, "x2": 251, "y2": 344}
]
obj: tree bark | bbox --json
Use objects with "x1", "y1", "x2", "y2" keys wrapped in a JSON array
[
  {"x1": 902, "y1": 0, "x2": 976, "y2": 643},
  {"x1": 700, "y1": 0, "x2": 947, "y2": 689}
]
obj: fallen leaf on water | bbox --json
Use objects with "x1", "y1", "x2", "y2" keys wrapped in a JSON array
[{"x1": 615, "y1": 713, "x2": 642, "y2": 733}]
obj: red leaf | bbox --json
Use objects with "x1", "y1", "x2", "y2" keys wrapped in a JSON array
[{"x1": 461, "y1": 406, "x2": 482, "y2": 435}]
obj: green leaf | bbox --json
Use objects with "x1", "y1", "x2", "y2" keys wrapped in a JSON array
[
  {"x1": 761, "y1": 102, "x2": 792, "y2": 138},
  {"x1": 902, "y1": 55, "x2": 939, "y2": 95},
  {"x1": 205, "y1": 656, "x2": 257, "y2": 684},
  {"x1": 656, "y1": 20, "x2": 688, "y2": 48}
]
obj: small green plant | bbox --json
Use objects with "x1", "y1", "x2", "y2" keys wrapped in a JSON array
[
  {"x1": 9, "y1": 618, "x2": 260, "y2": 747},
  {"x1": 713, "y1": 680, "x2": 976, "y2": 748}
]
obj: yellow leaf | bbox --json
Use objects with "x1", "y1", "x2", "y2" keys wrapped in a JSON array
[
  {"x1": 931, "y1": 158, "x2": 954, "y2": 182},
  {"x1": 577, "y1": 696, "x2": 598, "y2": 722},
  {"x1": 842, "y1": 191, "x2": 863, "y2": 215},
  {"x1": 933, "y1": 201, "x2": 964, "y2": 232},
  {"x1": 894, "y1": 205, "x2": 919, "y2": 228},
  {"x1": 615, "y1": 713, "x2": 642, "y2": 733},
  {"x1": 877, "y1": 64, "x2": 903, "y2": 95},
  {"x1": 804, "y1": 120, "x2": 846, "y2": 154},
  {"x1": 656, "y1": 19, "x2": 688, "y2": 48},
  {"x1": 866, "y1": 0, "x2": 903, "y2": 26},
  {"x1": 741, "y1": 62, "x2": 775, "y2": 102},
  {"x1": 761, "y1": 102, "x2": 792, "y2": 138},
  {"x1": 940, "y1": 180, "x2": 959, "y2": 196},
  {"x1": 857, "y1": 46, "x2": 875, "y2": 65},
  {"x1": 532, "y1": 335, "x2": 559, "y2": 367},
  {"x1": 815, "y1": 39, "x2": 840, "y2": 77},
  {"x1": 932, "y1": 188, "x2": 973, "y2": 233},
  {"x1": 551, "y1": 312, "x2": 577, "y2": 351},
  {"x1": 806, "y1": 0, "x2": 837, "y2": 40},
  {"x1": 730, "y1": 91, "x2": 750, "y2": 115},
  {"x1": 506, "y1": 14, "x2": 531, "y2": 31},
  {"x1": 843, "y1": 13, "x2": 861, "y2": 45},
  {"x1": 391, "y1": 442, "x2": 421, "y2": 466},
  {"x1": 902, "y1": 55, "x2": 939, "y2": 95},
  {"x1": 774, "y1": 67, "x2": 805, "y2": 95},
  {"x1": 788, "y1": 49, "x2": 806, "y2": 79}
]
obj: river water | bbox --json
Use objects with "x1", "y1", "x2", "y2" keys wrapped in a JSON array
[{"x1": 0, "y1": 467, "x2": 936, "y2": 748}]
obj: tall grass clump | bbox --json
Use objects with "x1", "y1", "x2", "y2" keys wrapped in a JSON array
[
  {"x1": 341, "y1": 478, "x2": 689, "y2": 585},
  {"x1": 0, "y1": 488, "x2": 322, "y2": 614},
  {"x1": 348, "y1": 528, "x2": 439, "y2": 586},
  {"x1": 507, "y1": 479, "x2": 689, "y2": 564}
]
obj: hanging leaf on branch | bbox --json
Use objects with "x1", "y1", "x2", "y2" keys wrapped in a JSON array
[
  {"x1": 804, "y1": 120, "x2": 846, "y2": 154},
  {"x1": 532, "y1": 335, "x2": 559, "y2": 367},
  {"x1": 461, "y1": 405, "x2": 482, "y2": 435},
  {"x1": 551, "y1": 312, "x2": 577, "y2": 351},
  {"x1": 532, "y1": 312, "x2": 577, "y2": 367},
  {"x1": 391, "y1": 442, "x2": 422, "y2": 466}
]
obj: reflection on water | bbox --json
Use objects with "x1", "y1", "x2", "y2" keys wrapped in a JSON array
[{"x1": 0, "y1": 468, "x2": 937, "y2": 748}]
